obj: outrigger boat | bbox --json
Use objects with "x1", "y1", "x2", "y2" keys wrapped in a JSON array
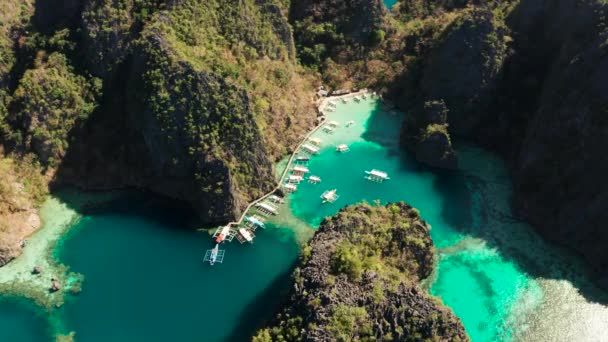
[
  {"x1": 268, "y1": 194, "x2": 285, "y2": 203},
  {"x1": 321, "y1": 189, "x2": 339, "y2": 203},
  {"x1": 295, "y1": 156, "x2": 310, "y2": 163},
  {"x1": 364, "y1": 169, "x2": 390, "y2": 182},
  {"x1": 336, "y1": 144, "x2": 349, "y2": 152},
  {"x1": 309, "y1": 137, "x2": 322, "y2": 146},
  {"x1": 308, "y1": 175, "x2": 321, "y2": 184},
  {"x1": 238, "y1": 228, "x2": 254, "y2": 243},
  {"x1": 284, "y1": 183, "x2": 297, "y2": 192},
  {"x1": 203, "y1": 244, "x2": 225, "y2": 265},
  {"x1": 215, "y1": 225, "x2": 231, "y2": 243},
  {"x1": 245, "y1": 215, "x2": 265, "y2": 229}
]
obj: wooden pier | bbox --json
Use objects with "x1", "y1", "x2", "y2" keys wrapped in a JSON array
[{"x1": 202, "y1": 90, "x2": 372, "y2": 249}]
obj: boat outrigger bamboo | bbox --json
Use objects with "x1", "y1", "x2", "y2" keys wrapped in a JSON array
[
  {"x1": 203, "y1": 244, "x2": 225, "y2": 265},
  {"x1": 301, "y1": 144, "x2": 320, "y2": 154},
  {"x1": 237, "y1": 228, "x2": 255, "y2": 243},
  {"x1": 309, "y1": 137, "x2": 322, "y2": 146},
  {"x1": 284, "y1": 183, "x2": 297, "y2": 192},
  {"x1": 292, "y1": 165, "x2": 310, "y2": 175},
  {"x1": 321, "y1": 189, "x2": 339, "y2": 203},
  {"x1": 308, "y1": 175, "x2": 321, "y2": 184},
  {"x1": 336, "y1": 144, "x2": 349, "y2": 152},
  {"x1": 245, "y1": 215, "x2": 265, "y2": 230},
  {"x1": 268, "y1": 194, "x2": 285, "y2": 203},
  {"x1": 289, "y1": 175, "x2": 303, "y2": 183},
  {"x1": 256, "y1": 202, "x2": 278, "y2": 215},
  {"x1": 295, "y1": 156, "x2": 310, "y2": 163},
  {"x1": 322, "y1": 126, "x2": 335, "y2": 134},
  {"x1": 213, "y1": 225, "x2": 235, "y2": 243},
  {"x1": 364, "y1": 169, "x2": 390, "y2": 182}
]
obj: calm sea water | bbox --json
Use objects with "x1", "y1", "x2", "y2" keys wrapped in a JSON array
[
  {"x1": 0, "y1": 297, "x2": 50, "y2": 341},
  {"x1": 2, "y1": 98, "x2": 607, "y2": 341},
  {"x1": 384, "y1": 0, "x2": 398, "y2": 8}
]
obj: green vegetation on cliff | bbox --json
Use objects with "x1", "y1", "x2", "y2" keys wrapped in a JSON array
[
  {"x1": 0, "y1": 0, "x2": 319, "y2": 224},
  {"x1": 255, "y1": 202, "x2": 468, "y2": 341},
  {"x1": 150, "y1": 0, "x2": 316, "y2": 158},
  {"x1": 8, "y1": 52, "x2": 101, "y2": 166}
]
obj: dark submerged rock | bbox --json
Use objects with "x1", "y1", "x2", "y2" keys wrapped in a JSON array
[{"x1": 50, "y1": 280, "x2": 61, "y2": 292}]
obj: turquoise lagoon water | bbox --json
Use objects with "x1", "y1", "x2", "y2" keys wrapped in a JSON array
[
  {"x1": 0, "y1": 297, "x2": 50, "y2": 341},
  {"x1": 2, "y1": 97, "x2": 608, "y2": 341},
  {"x1": 384, "y1": 0, "x2": 398, "y2": 8}
]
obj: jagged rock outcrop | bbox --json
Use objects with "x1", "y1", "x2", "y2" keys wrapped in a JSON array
[
  {"x1": 419, "y1": 8, "x2": 509, "y2": 135},
  {"x1": 7, "y1": 52, "x2": 101, "y2": 165},
  {"x1": 80, "y1": 0, "x2": 165, "y2": 78},
  {"x1": 402, "y1": 100, "x2": 457, "y2": 169},
  {"x1": 290, "y1": 0, "x2": 385, "y2": 44},
  {"x1": 289, "y1": 0, "x2": 386, "y2": 67},
  {"x1": 124, "y1": 25, "x2": 275, "y2": 222},
  {"x1": 397, "y1": 0, "x2": 608, "y2": 288},
  {"x1": 255, "y1": 203, "x2": 468, "y2": 341},
  {"x1": 52, "y1": 0, "x2": 315, "y2": 224},
  {"x1": 504, "y1": 0, "x2": 608, "y2": 288}
]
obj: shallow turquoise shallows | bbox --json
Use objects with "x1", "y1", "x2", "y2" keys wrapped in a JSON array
[
  {"x1": 1, "y1": 97, "x2": 608, "y2": 341},
  {"x1": 53, "y1": 198, "x2": 299, "y2": 342}
]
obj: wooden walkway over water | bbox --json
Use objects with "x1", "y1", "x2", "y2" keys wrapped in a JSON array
[{"x1": 208, "y1": 89, "x2": 370, "y2": 231}]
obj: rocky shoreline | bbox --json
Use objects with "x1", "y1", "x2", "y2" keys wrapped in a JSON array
[{"x1": 255, "y1": 202, "x2": 469, "y2": 341}]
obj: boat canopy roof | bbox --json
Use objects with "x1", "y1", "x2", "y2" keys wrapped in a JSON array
[
  {"x1": 293, "y1": 165, "x2": 310, "y2": 173},
  {"x1": 368, "y1": 169, "x2": 389, "y2": 178},
  {"x1": 257, "y1": 202, "x2": 277, "y2": 213},
  {"x1": 245, "y1": 216, "x2": 265, "y2": 227},
  {"x1": 301, "y1": 144, "x2": 319, "y2": 152},
  {"x1": 239, "y1": 228, "x2": 253, "y2": 241}
]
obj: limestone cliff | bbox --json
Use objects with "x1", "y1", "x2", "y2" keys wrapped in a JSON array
[
  {"x1": 416, "y1": 7, "x2": 509, "y2": 135},
  {"x1": 401, "y1": 100, "x2": 457, "y2": 169},
  {"x1": 0, "y1": 0, "x2": 317, "y2": 225},
  {"x1": 397, "y1": 0, "x2": 608, "y2": 287},
  {"x1": 254, "y1": 203, "x2": 469, "y2": 341},
  {"x1": 289, "y1": 0, "x2": 386, "y2": 68}
]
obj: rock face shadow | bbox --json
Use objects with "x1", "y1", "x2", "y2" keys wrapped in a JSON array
[
  {"x1": 223, "y1": 263, "x2": 297, "y2": 342},
  {"x1": 362, "y1": 102, "x2": 608, "y2": 304}
]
